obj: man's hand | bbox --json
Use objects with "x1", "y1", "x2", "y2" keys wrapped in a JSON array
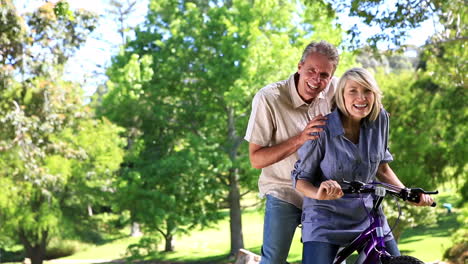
[
  {"x1": 296, "y1": 115, "x2": 327, "y2": 145},
  {"x1": 248, "y1": 115, "x2": 328, "y2": 169}
]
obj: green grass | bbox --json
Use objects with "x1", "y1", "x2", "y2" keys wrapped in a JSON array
[
  {"x1": 159, "y1": 208, "x2": 304, "y2": 263},
  {"x1": 45, "y1": 206, "x2": 461, "y2": 264},
  {"x1": 151, "y1": 209, "x2": 461, "y2": 264},
  {"x1": 57, "y1": 236, "x2": 140, "y2": 260},
  {"x1": 398, "y1": 209, "x2": 463, "y2": 262},
  {"x1": 43, "y1": 183, "x2": 465, "y2": 264}
]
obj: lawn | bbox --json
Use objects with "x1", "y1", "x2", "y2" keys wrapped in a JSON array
[
  {"x1": 45, "y1": 206, "x2": 461, "y2": 264},
  {"x1": 37, "y1": 184, "x2": 464, "y2": 264},
  {"x1": 398, "y1": 213, "x2": 461, "y2": 263}
]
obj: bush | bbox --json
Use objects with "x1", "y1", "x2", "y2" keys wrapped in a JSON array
[
  {"x1": 45, "y1": 239, "x2": 86, "y2": 260},
  {"x1": 0, "y1": 248, "x2": 24, "y2": 262},
  {"x1": 126, "y1": 235, "x2": 160, "y2": 260},
  {"x1": 443, "y1": 206, "x2": 468, "y2": 264},
  {"x1": 383, "y1": 200, "x2": 437, "y2": 241},
  {"x1": 443, "y1": 229, "x2": 468, "y2": 264}
]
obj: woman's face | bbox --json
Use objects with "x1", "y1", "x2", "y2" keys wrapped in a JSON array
[{"x1": 343, "y1": 80, "x2": 375, "y2": 121}]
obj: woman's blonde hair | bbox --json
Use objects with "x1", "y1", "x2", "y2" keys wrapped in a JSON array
[{"x1": 334, "y1": 67, "x2": 383, "y2": 121}]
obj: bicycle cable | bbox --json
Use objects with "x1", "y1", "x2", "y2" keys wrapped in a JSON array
[{"x1": 385, "y1": 194, "x2": 402, "y2": 238}]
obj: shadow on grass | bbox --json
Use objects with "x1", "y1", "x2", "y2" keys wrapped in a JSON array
[
  {"x1": 95, "y1": 209, "x2": 461, "y2": 264},
  {"x1": 400, "y1": 249, "x2": 412, "y2": 255},
  {"x1": 101, "y1": 254, "x2": 232, "y2": 264},
  {"x1": 160, "y1": 252, "x2": 230, "y2": 264},
  {"x1": 399, "y1": 211, "x2": 460, "y2": 244}
]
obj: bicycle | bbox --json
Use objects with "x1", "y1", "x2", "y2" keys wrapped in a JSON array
[{"x1": 333, "y1": 180, "x2": 438, "y2": 264}]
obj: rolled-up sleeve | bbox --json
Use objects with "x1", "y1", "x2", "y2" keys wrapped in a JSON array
[
  {"x1": 291, "y1": 137, "x2": 323, "y2": 188},
  {"x1": 244, "y1": 91, "x2": 275, "y2": 146}
]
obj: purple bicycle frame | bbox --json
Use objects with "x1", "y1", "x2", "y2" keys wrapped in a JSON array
[{"x1": 333, "y1": 196, "x2": 392, "y2": 264}]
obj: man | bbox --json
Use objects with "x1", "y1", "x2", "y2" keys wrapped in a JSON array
[{"x1": 244, "y1": 40, "x2": 340, "y2": 263}]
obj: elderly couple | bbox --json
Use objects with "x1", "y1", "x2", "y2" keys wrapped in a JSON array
[{"x1": 244, "y1": 40, "x2": 434, "y2": 264}]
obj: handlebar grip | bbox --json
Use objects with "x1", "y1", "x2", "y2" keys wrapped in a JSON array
[
  {"x1": 408, "y1": 195, "x2": 420, "y2": 203},
  {"x1": 408, "y1": 188, "x2": 439, "y2": 205},
  {"x1": 342, "y1": 187, "x2": 374, "y2": 194}
]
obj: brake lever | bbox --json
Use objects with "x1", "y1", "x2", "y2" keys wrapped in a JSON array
[{"x1": 341, "y1": 180, "x2": 368, "y2": 194}]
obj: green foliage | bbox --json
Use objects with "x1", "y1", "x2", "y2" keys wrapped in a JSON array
[
  {"x1": 328, "y1": 0, "x2": 466, "y2": 49},
  {"x1": 443, "y1": 206, "x2": 468, "y2": 264},
  {"x1": 99, "y1": 0, "x2": 355, "y2": 255},
  {"x1": 53, "y1": 1, "x2": 74, "y2": 21},
  {"x1": 45, "y1": 239, "x2": 83, "y2": 260},
  {"x1": 0, "y1": 0, "x2": 26, "y2": 69},
  {"x1": 383, "y1": 200, "x2": 438, "y2": 241},
  {"x1": 0, "y1": 2, "x2": 125, "y2": 263},
  {"x1": 126, "y1": 236, "x2": 160, "y2": 260},
  {"x1": 373, "y1": 38, "x2": 466, "y2": 230},
  {"x1": 375, "y1": 68, "x2": 466, "y2": 189}
]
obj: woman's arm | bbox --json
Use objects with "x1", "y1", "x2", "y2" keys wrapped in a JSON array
[
  {"x1": 377, "y1": 163, "x2": 434, "y2": 206},
  {"x1": 376, "y1": 163, "x2": 405, "y2": 188},
  {"x1": 296, "y1": 179, "x2": 343, "y2": 200}
]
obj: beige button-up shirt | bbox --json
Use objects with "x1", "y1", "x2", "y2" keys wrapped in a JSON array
[{"x1": 244, "y1": 73, "x2": 338, "y2": 208}]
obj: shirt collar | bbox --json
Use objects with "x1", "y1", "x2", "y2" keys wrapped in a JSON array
[
  {"x1": 328, "y1": 109, "x2": 344, "y2": 137},
  {"x1": 289, "y1": 72, "x2": 329, "y2": 109},
  {"x1": 328, "y1": 109, "x2": 377, "y2": 137}
]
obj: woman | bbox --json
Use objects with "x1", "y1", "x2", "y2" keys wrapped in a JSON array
[{"x1": 291, "y1": 67, "x2": 434, "y2": 263}]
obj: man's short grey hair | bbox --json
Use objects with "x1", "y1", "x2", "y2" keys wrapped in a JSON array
[{"x1": 300, "y1": 40, "x2": 340, "y2": 71}]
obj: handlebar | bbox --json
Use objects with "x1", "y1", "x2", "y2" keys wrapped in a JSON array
[{"x1": 341, "y1": 180, "x2": 438, "y2": 207}]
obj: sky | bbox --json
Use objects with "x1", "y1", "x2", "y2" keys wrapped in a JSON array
[
  {"x1": 13, "y1": 0, "x2": 439, "y2": 97},
  {"x1": 14, "y1": 0, "x2": 149, "y2": 97}
]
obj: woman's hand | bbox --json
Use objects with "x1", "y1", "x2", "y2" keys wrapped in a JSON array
[
  {"x1": 411, "y1": 193, "x2": 435, "y2": 207},
  {"x1": 316, "y1": 180, "x2": 344, "y2": 200}
]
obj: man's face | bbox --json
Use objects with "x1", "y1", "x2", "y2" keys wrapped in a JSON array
[{"x1": 297, "y1": 52, "x2": 334, "y2": 103}]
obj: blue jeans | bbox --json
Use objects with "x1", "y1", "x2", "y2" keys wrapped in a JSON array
[
  {"x1": 302, "y1": 239, "x2": 400, "y2": 264},
  {"x1": 260, "y1": 195, "x2": 301, "y2": 264}
]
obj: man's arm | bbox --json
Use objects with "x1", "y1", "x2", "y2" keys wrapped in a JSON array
[{"x1": 249, "y1": 115, "x2": 326, "y2": 169}]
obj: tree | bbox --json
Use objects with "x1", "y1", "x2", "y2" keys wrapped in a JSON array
[
  {"x1": 0, "y1": 2, "x2": 125, "y2": 263},
  {"x1": 100, "y1": 0, "x2": 354, "y2": 256},
  {"x1": 326, "y1": 0, "x2": 467, "y2": 49},
  {"x1": 107, "y1": 0, "x2": 137, "y2": 45},
  {"x1": 346, "y1": 0, "x2": 467, "y2": 186},
  {"x1": 341, "y1": 0, "x2": 467, "y2": 248}
]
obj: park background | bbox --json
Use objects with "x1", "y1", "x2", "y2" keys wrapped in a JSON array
[{"x1": 0, "y1": 0, "x2": 466, "y2": 264}]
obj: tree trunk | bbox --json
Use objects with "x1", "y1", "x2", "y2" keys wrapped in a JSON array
[
  {"x1": 130, "y1": 221, "x2": 143, "y2": 237},
  {"x1": 164, "y1": 233, "x2": 174, "y2": 252},
  {"x1": 228, "y1": 167, "x2": 244, "y2": 257},
  {"x1": 87, "y1": 204, "x2": 93, "y2": 216},
  {"x1": 29, "y1": 250, "x2": 45, "y2": 264},
  {"x1": 19, "y1": 229, "x2": 47, "y2": 264},
  {"x1": 163, "y1": 220, "x2": 174, "y2": 252},
  {"x1": 226, "y1": 106, "x2": 244, "y2": 257}
]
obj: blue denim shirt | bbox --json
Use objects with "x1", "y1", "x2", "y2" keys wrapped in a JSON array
[{"x1": 291, "y1": 108, "x2": 394, "y2": 245}]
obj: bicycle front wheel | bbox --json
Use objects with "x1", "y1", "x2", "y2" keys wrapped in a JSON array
[{"x1": 383, "y1": 255, "x2": 425, "y2": 264}]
